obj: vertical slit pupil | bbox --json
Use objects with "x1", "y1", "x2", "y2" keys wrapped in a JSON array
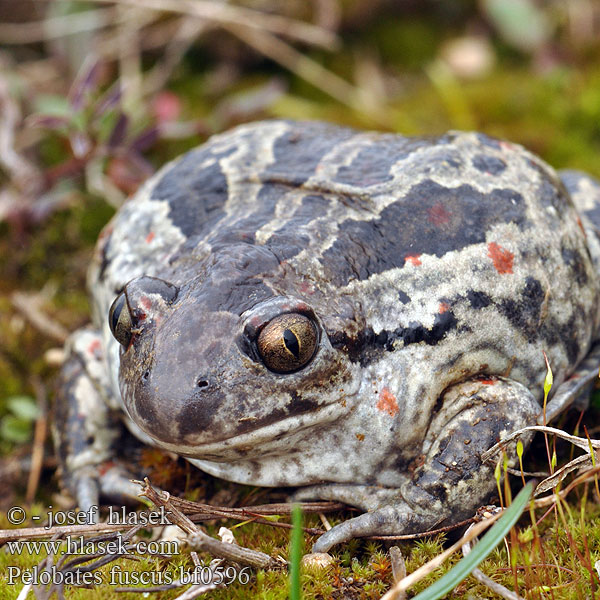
[
  {"x1": 110, "y1": 293, "x2": 125, "y2": 334},
  {"x1": 283, "y1": 329, "x2": 300, "y2": 358}
]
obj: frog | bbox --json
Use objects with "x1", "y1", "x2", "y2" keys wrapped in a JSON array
[{"x1": 54, "y1": 119, "x2": 600, "y2": 553}]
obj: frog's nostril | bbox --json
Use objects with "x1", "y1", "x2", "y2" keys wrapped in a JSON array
[{"x1": 197, "y1": 379, "x2": 209, "y2": 389}]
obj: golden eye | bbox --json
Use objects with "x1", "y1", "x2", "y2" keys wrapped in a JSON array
[
  {"x1": 257, "y1": 313, "x2": 318, "y2": 373},
  {"x1": 108, "y1": 292, "x2": 133, "y2": 347}
]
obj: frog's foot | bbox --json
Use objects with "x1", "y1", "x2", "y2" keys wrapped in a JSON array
[
  {"x1": 297, "y1": 377, "x2": 540, "y2": 552},
  {"x1": 54, "y1": 329, "x2": 141, "y2": 518},
  {"x1": 293, "y1": 485, "x2": 446, "y2": 553},
  {"x1": 70, "y1": 463, "x2": 142, "y2": 520},
  {"x1": 313, "y1": 504, "x2": 442, "y2": 553}
]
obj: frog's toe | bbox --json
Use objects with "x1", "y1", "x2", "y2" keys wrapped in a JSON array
[
  {"x1": 97, "y1": 463, "x2": 142, "y2": 503},
  {"x1": 293, "y1": 483, "x2": 403, "y2": 512},
  {"x1": 71, "y1": 463, "x2": 141, "y2": 521},
  {"x1": 312, "y1": 505, "x2": 435, "y2": 553},
  {"x1": 73, "y1": 467, "x2": 100, "y2": 517}
]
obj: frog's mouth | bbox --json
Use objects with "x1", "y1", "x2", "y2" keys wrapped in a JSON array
[{"x1": 140, "y1": 400, "x2": 347, "y2": 460}]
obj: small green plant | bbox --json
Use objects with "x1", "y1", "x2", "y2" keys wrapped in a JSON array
[
  {"x1": 28, "y1": 59, "x2": 159, "y2": 205},
  {"x1": 0, "y1": 395, "x2": 39, "y2": 444}
]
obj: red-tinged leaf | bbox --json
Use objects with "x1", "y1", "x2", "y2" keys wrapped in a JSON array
[
  {"x1": 130, "y1": 127, "x2": 159, "y2": 152},
  {"x1": 26, "y1": 114, "x2": 71, "y2": 130},
  {"x1": 107, "y1": 157, "x2": 145, "y2": 194},
  {"x1": 126, "y1": 150, "x2": 155, "y2": 176},
  {"x1": 93, "y1": 83, "x2": 122, "y2": 117},
  {"x1": 108, "y1": 113, "x2": 129, "y2": 148},
  {"x1": 69, "y1": 59, "x2": 101, "y2": 111},
  {"x1": 70, "y1": 131, "x2": 92, "y2": 159}
]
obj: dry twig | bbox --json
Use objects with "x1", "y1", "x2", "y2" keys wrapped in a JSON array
[
  {"x1": 10, "y1": 291, "x2": 69, "y2": 344},
  {"x1": 25, "y1": 377, "x2": 48, "y2": 505},
  {"x1": 140, "y1": 479, "x2": 284, "y2": 570},
  {"x1": 54, "y1": 0, "x2": 339, "y2": 49},
  {"x1": 0, "y1": 7, "x2": 121, "y2": 44},
  {"x1": 389, "y1": 546, "x2": 406, "y2": 600},
  {"x1": 0, "y1": 73, "x2": 44, "y2": 197}
]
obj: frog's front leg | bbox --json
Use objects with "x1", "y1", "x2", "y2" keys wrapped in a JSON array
[
  {"x1": 299, "y1": 378, "x2": 540, "y2": 553},
  {"x1": 54, "y1": 329, "x2": 141, "y2": 515}
]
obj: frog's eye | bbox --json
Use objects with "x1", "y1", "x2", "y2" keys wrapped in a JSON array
[
  {"x1": 108, "y1": 292, "x2": 133, "y2": 347},
  {"x1": 257, "y1": 313, "x2": 318, "y2": 373}
]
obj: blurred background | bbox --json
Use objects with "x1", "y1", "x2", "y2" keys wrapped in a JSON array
[{"x1": 1, "y1": 0, "x2": 600, "y2": 533}]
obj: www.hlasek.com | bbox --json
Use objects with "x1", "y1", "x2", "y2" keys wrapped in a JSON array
[{"x1": 5, "y1": 505, "x2": 252, "y2": 587}]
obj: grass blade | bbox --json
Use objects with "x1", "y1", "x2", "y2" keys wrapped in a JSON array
[
  {"x1": 411, "y1": 482, "x2": 533, "y2": 600},
  {"x1": 289, "y1": 504, "x2": 303, "y2": 600}
]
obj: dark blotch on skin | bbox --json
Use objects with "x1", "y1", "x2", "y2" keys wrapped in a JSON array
[
  {"x1": 288, "y1": 390, "x2": 320, "y2": 415},
  {"x1": 266, "y1": 222, "x2": 310, "y2": 262},
  {"x1": 154, "y1": 146, "x2": 234, "y2": 237},
  {"x1": 199, "y1": 244, "x2": 278, "y2": 315},
  {"x1": 528, "y1": 163, "x2": 572, "y2": 218},
  {"x1": 467, "y1": 290, "x2": 492, "y2": 309},
  {"x1": 177, "y1": 387, "x2": 227, "y2": 439},
  {"x1": 221, "y1": 183, "x2": 286, "y2": 243},
  {"x1": 435, "y1": 151, "x2": 463, "y2": 169},
  {"x1": 499, "y1": 276, "x2": 544, "y2": 342},
  {"x1": 561, "y1": 245, "x2": 589, "y2": 287},
  {"x1": 584, "y1": 205, "x2": 600, "y2": 231},
  {"x1": 294, "y1": 194, "x2": 330, "y2": 219},
  {"x1": 132, "y1": 378, "x2": 160, "y2": 435},
  {"x1": 323, "y1": 180, "x2": 527, "y2": 286},
  {"x1": 334, "y1": 137, "x2": 431, "y2": 187},
  {"x1": 399, "y1": 311, "x2": 459, "y2": 347},
  {"x1": 263, "y1": 122, "x2": 355, "y2": 185},
  {"x1": 472, "y1": 154, "x2": 506, "y2": 175},
  {"x1": 560, "y1": 314, "x2": 582, "y2": 365},
  {"x1": 334, "y1": 311, "x2": 459, "y2": 366},
  {"x1": 398, "y1": 290, "x2": 411, "y2": 304},
  {"x1": 560, "y1": 169, "x2": 599, "y2": 212},
  {"x1": 97, "y1": 234, "x2": 112, "y2": 280},
  {"x1": 560, "y1": 170, "x2": 600, "y2": 230}
]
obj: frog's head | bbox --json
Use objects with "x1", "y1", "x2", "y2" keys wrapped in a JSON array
[{"x1": 107, "y1": 254, "x2": 362, "y2": 459}]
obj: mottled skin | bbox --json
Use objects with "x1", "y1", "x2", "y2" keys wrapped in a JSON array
[{"x1": 55, "y1": 120, "x2": 600, "y2": 552}]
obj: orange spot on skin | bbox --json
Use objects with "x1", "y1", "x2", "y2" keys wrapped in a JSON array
[
  {"x1": 356, "y1": 433, "x2": 365, "y2": 441},
  {"x1": 427, "y1": 203, "x2": 450, "y2": 226},
  {"x1": 487, "y1": 242, "x2": 514, "y2": 274},
  {"x1": 140, "y1": 296, "x2": 152, "y2": 311},
  {"x1": 98, "y1": 461, "x2": 116, "y2": 476},
  {"x1": 438, "y1": 302, "x2": 449, "y2": 314},
  {"x1": 377, "y1": 387, "x2": 399, "y2": 417},
  {"x1": 299, "y1": 280, "x2": 314, "y2": 295},
  {"x1": 405, "y1": 254, "x2": 422, "y2": 266},
  {"x1": 576, "y1": 216, "x2": 586, "y2": 237},
  {"x1": 477, "y1": 377, "x2": 496, "y2": 385},
  {"x1": 145, "y1": 231, "x2": 155, "y2": 243},
  {"x1": 88, "y1": 339, "x2": 101, "y2": 354}
]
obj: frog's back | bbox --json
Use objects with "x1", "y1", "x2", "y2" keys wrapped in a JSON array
[{"x1": 90, "y1": 120, "x2": 600, "y2": 402}]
